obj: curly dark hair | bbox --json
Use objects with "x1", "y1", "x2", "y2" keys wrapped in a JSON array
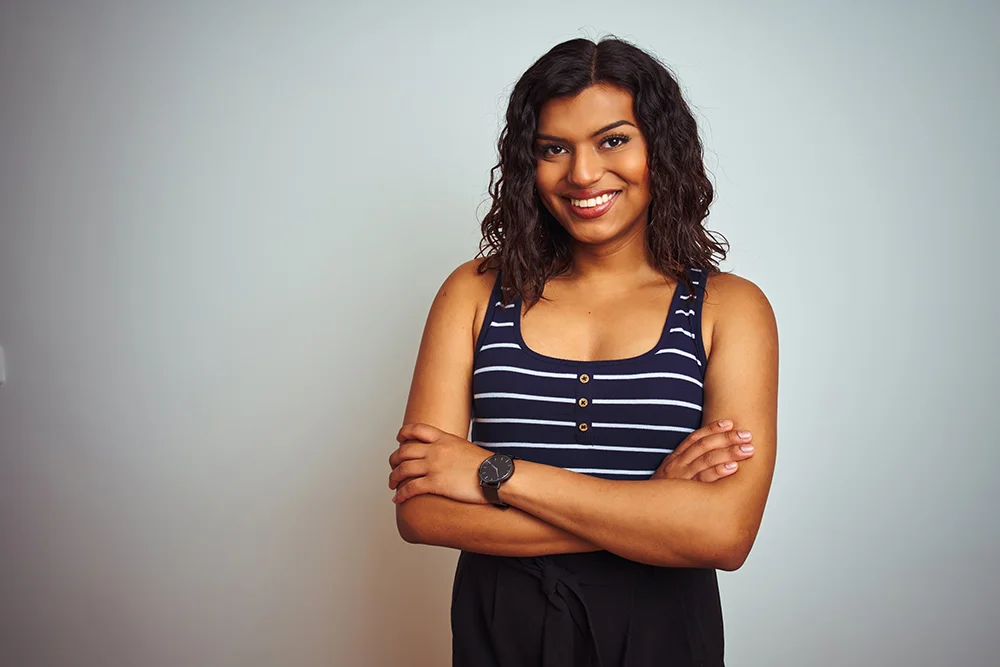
[{"x1": 477, "y1": 36, "x2": 728, "y2": 307}]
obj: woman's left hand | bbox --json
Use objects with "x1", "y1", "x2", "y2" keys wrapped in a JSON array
[{"x1": 388, "y1": 423, "x2": 493, "y2": 505}]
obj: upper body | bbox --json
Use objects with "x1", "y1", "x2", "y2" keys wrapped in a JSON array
[{"x1": 388, "y1": 37, "x2": 778, "y2": 571}]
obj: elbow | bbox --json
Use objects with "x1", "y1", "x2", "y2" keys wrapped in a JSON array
[
  {"x1": 713, "y1": 544, "x2": 750, "y2": 572},
  {"x1": 709, "y1": 524, "x2": 755, "y2": 571},
  {"x1": 648, "y1": 526, "x2": 753, "y2": 570},
  {"x1": 396, "y1": 513, "x2": 421, "y2": 544},
  {"x1": 395, "y1": 497, "x2": 436, "y2": 545},
  {"x1": 676, "y1": 521, "x2": 753, "y2": 571}
]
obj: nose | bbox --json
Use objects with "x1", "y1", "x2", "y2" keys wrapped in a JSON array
[{"x1": 567, "y1": 148, "x2": 603, "y2": 187}]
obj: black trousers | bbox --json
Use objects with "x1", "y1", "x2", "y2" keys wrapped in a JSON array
[{"x1": 451, "y1": 550, "x2": 724, "y2": 667}]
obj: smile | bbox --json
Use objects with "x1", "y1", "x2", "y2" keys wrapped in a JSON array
[{"x1": 565, "y1": 190, "x2": 621, "y2": 219}]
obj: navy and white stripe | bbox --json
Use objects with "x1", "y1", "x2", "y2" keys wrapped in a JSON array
[{"x1": 471, "y1": 268, "x2": 708, "y2": 481}]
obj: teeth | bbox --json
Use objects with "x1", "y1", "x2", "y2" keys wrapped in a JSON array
[{"x1": 570, "y1": 192, "x2": 617, "y2": 208}]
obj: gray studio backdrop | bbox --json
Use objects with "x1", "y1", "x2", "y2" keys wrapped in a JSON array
[{"x1": 1, "y1": 1, "x2": 997, "y2": 665}]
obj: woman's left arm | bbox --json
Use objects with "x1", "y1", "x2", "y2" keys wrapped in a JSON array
[{"x1": 393, "y1": 274, "x2": 778, "y2": 570}]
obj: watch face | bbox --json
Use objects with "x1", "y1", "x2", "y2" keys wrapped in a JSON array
[{"x1": 479, "y1": 454, "x2": 514, "y2": 484}]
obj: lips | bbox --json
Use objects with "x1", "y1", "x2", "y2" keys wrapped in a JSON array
[{"x1": 564, "y1": 190, "x2": 622, "y2": 219}]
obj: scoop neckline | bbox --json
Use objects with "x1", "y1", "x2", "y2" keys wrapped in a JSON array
[{"x1": 511, "y1": 279, "x2": 685, "y2": 367}]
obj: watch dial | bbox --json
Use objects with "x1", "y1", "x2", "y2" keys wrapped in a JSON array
[{"x1": 480, "y1": 454, "x2": 513, "y2": 483}]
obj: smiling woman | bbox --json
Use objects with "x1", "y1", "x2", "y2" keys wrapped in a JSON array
[{"x1": 389, "y1": 36, "x2": 778, "y2": 667}]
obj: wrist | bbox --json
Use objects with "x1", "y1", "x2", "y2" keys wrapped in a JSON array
[{"x1": 497, "y1": 458, "x2": 535, "y2": 506}]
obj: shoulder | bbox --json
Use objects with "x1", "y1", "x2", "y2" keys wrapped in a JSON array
[
  {"x1": 701, "y1": 271, "x2": 777, "y2": 358},
  {"x1": 703, "y1": 271, "x2": 773, "y2": 312},
  {"x1": 434, "y1": 258, "x2": 497, "y2": 310},
  {"x1": 425, "y1": 258, "x2": 498, "y2": 341}
]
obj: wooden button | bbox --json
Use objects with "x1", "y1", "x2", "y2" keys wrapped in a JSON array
[
  {"x1": 578, "y1": 423, "x2": 589, "y2": 432},
  {"x1": 578, "y1": 398, "x2": 588, "y2": 408},
  {"x1": 579, "y1": 373, "x2": 590, "y2": 384}
]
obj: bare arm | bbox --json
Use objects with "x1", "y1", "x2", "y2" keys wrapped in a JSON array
[
  {"x1": 397, "y1": 495, "x2": 596, "y2": 555},
  {"x1": 493, "y1": 274, "x2": 779, "y2": 569},
  {"x1": 394, "y1": 260, "x2": 599, "y2": 555}
]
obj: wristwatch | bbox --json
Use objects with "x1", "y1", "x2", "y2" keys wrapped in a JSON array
[{"x1": 478, "y1": 453, "x2": 515, "y2": 509}]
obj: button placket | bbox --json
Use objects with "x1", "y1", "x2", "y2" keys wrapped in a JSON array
[{"x1": 575, "y1": 369, "x2": 592, "y2": 443}]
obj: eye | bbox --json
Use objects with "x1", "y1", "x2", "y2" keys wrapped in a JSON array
[
  {"x1": 600, "y1": 133, "x2": 631, "y2": 150},
  {"x1": 538, "y1": 143, "x2": 565, "y2": 157}
]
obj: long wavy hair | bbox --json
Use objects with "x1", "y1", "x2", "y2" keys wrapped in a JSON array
[{"x1": 477, "y1": 37, "x2": 728, "y2": 307}]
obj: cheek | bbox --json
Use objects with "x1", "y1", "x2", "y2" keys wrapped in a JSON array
[
  {"x1": 532, "y1": 167, "x2": 558, "y2": 210},
  {"x1": 620, "y1": 150, "x2": 649, "y2": 186},
  {"x1": 535, "y1": 161, "x2": 559, "y2": 190},
  {"x1": 635, "y1": 167, "x2": 651, "y2": 198},
  {"x1": 535, "y1": 165, "x2": 565, "y2": 209},
  {"x1": 619, "y1": 157, "x2": 651, "y2": 205}
]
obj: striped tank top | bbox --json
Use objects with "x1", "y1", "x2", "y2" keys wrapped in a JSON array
[{"x1": 471, "y1": 268, "x2": 708, "y2": 480}]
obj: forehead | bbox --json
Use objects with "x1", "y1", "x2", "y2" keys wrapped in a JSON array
[{"x1": 536, "y1": 84, "x2": 636, "y2": 137}]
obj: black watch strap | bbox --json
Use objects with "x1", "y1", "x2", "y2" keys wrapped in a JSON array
[{"x1": 482, "y1": 482, "x2": 509, "y2": 509}]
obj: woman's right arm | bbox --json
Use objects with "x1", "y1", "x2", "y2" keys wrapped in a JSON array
[
  {"x1": 393, "y1": 260, "x2": 599, "y2": 556},
  {"x1": 397, "y1": 495, "x2": 597, "y2": 555}
]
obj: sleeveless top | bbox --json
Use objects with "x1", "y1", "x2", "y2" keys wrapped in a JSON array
[{"x1": 470, "y1": 268, "x2": 708, "y2": 478}]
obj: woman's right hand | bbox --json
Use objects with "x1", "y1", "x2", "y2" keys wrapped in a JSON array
[{"x1": 651, "y1": 419, "x2": 754, "y2": 482}]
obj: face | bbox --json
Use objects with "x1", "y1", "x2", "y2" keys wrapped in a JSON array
[{"x1": 533, "y1": 84, "x2": 651, "y2": 247}]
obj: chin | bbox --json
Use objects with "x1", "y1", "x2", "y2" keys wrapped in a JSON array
[
  {"x1": 563, "y1": 212, "x2": 644, "y2": 241},
  {"x1": 563, "y1": 223, "x2": 629, "y2": 246}
]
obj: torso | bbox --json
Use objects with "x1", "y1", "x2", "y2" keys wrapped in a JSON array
[{"x1": 468, "y1": 264, "x2": 712, "y2": 481}]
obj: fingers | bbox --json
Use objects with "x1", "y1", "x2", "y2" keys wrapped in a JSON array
[
  {"x1": 396, "y1": 423, "x2": 440, "y2": 444},
  {"x1": 672, "y1": 419, "x2": 735, "y2": 458},
  {"x1": 653, "y1": 420, "x2": 754, "y2": 482},
  {"x1": 695, "y1": 461, "x2": 741, "y2": 483},
  {"x1": 686, "y1": 440, "x2": 755, "y2": 482},
  {"x1": 673, "y1": 428, "x2": 753, "y2": 470},
  {"x1": 393, "y1": 476, "x2": 432, "y2": 504},
  {"x1": 387, "y1": 441, "x2": 429, "y2": 468},
  {"x1": 388, "y1": 459, "x2": 429, "y2": 490}
]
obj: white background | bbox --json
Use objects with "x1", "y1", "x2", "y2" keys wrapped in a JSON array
[{"x1": 1, "y1": 1, "x2": 997, "y2": 665}]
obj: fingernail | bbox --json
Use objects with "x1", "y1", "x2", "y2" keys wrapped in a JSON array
[
  {"x1": 719, "y1": 420, "x2": 733, "y2": 428},
  {"x1": 724, "y1": 462, "x2": 737, "y2": 470},
  {"x1": 740, "y1": 444, "x2": 754, "y2": 453},
  {"x1": 738, "y1": 430, "x2": 752, "y2": 439}
]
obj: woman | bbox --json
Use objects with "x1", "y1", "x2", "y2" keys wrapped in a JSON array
[{"x1": 388, "y1": 37, "x2": 778, "y2": 667}]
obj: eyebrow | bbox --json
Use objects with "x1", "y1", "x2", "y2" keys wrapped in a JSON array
[{"x1": 535, "y1": 120, "x2": 637, "y2": 143}]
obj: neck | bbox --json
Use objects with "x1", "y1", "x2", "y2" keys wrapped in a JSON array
[{"x1": 564, "y1": 222, "x2": 662, "y2": 288}]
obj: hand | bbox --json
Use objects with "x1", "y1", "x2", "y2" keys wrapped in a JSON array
[
  {"x1": 651, "y1": 419, "x2": 754, "y2": 482},
  {"x1": 388, "y1": 423, "x2": 493, "y2": 505}
]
